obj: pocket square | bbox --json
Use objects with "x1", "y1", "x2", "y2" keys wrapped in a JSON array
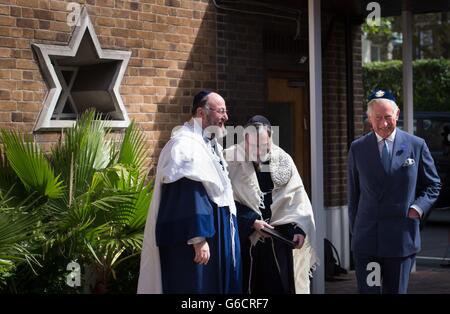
[{"x1": 402, "y1": 158, "x2": 415, "y2": 167}]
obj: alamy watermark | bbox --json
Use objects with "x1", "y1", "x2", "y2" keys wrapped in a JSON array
[
  {"x1": 169, "y1": 118, "x2": 281, "y2": 172},
  {"x1": 366, "y1": 2, "x2": 381, "y2": 27},
  {"x1": 66, "y1": 3, "x2": 81, "y2": 27},
  {"x1": 66, "y1": 261, "x2": 81, "y2": 287},
  {"x1": 366, "y1": 261, "x2": 381, "y2": 287}
]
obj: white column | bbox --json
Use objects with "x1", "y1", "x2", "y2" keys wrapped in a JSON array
[
  {"x1": 326, "y1": 206, "x2": 350, "y2": 270},
  {"x1": 309, "y1": 0, "x2": 325, "y2": 294},
  {"x1": 402, "y1": 1, "x2": 416, "y2": 272},
  {"x1": 402, "y1": 2, "x2": 414, "y2": 134}
]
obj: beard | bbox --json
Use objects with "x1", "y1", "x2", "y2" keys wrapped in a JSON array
[
  {"x1": 204, "y1": 125, "x2": 227, "y2": 139},
  {"x1": 204, "y1": 114, "x2": 227, "y2": 139}
]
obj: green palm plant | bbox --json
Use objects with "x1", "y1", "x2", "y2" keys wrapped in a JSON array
[
  {"x1": 0, "y1": 189, "x2": 43, "y2": 290},
  {"x1": 0, "y1": 110, "x2": 152, "y2": 293}
]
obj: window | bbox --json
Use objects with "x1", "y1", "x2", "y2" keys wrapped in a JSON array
[{"x1": 32, "y1": 8, "x2": 131, "y2": 131}]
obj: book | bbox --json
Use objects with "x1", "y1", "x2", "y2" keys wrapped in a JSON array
[{"x1": 260, "y1": 226, "x2": 297, "y2": 248}]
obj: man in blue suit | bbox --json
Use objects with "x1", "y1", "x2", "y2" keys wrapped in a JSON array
[{"x1": 347, "y1": 89, "x2": 441, "y2": 294}]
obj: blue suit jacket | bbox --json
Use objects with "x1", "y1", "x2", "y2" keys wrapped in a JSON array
[{"x1": 348, "y1": 129, "x2": 441, "y2": 257}]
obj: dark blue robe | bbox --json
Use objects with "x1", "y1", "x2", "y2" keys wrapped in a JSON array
[{"x1": 155, "y1": 177, "x2": 242, "y2": 294}]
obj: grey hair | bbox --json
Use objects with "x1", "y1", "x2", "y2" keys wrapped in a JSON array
[{"x1": 366, "y1": 99, "x2": 399, "y2": 117}]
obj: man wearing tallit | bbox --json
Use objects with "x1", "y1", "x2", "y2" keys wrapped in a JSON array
[
  {"x1": 137, "y1": 91, "x2": 242, "y2": 294},
  {"x1": 223, "y1": 115, "x2": 318, "y2": 294}
]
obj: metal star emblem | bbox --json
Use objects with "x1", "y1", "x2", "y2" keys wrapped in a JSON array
[{"x1": 32, "y1": 7, "x2": 131, "y2": 131}]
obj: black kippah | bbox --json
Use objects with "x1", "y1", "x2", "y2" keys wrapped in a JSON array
[
  {"x1": 191, "y1": 90, "x2": 212, "y2": 115},
  {"x1": 245, "y1": 115, "x2": 271, "y2": 127}
]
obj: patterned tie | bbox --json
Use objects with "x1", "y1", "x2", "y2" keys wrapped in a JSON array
[{"x1": 381, "y1": 139, "x2": 390, "y2": 172}]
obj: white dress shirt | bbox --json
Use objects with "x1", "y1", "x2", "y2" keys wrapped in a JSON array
[{"x1": 375, "y1": 129, "x2": 396, "y2": 159}]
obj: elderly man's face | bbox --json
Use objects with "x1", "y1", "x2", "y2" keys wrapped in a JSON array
[
  {"x1": 368, "y1": 99, "x2": 399, "y2": 139},
  {"x1": 199, "y1": 93, "x2": 228, "y2": 139},
  {"x1": 245, "y1": 129, "x2": 271, "y2": 162}
]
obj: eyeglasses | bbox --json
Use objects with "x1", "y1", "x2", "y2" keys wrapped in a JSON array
[{"x1": 205, "y1": 106, "x2": 229, "y2": 115}]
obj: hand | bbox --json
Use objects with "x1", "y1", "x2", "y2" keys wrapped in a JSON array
[
  {"x1": 407, "y1": 208, "x2": 421, "y2": 220},
  {"x1": 253, "y1": 219, "x2": 274, "y2": 238},
  {"x1": 293, "y1": 234, "x2": 305, "y2": 249},
  {"x1": 193, "y1": 240, "x2": 210, "y2": 265},
  {"x1": 253, "y1": 219, "x2": 274, "y2": 231}
]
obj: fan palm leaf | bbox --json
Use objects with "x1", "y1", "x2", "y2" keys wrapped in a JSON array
[
  {"x1": 117, "y1": 121, "x2": 148, "y2": 173},
  {"x1": 0, "y1": 190, "x2": 43, "y2": 273},
  {"x1": 0, "y1": 130, "x2": 63, "y2": 199}
]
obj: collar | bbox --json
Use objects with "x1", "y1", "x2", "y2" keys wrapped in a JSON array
[
  {"x1": 187, "y1": 118, "x2": 213, "y2": 144},
  {"x1": 375, "y1": 128, "x2": 396, "y2": 143}
]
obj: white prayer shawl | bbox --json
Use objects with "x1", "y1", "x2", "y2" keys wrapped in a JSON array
[
  {"x1": 137, "y1": 120, "x2": 237, "y2": 294},
  {"x1": 223, "y1": 144, "x2": 319, "y2": 294}
]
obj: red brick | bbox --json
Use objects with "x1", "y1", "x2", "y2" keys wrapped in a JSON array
[
  {"x1": 49, "y1": 21, "x2": 69, "y2": 32},
  {"x1": 0, "y1": 4, "x2": 9, "y2": 15},
  {"x1": 11, "y1": 90, "x2": 22, "y2": 101},
  {"x1": 53, "y1": 11, "x2": 67, "y2": 22},
  {"x1": 1, "y1": 80, "x2": 16, "y2": 90},
  {"x1": 55, "y1": 32, "x2": 70, "y2": 42},
  {"x1": 97, "y1": 0, "x2": 115, "y2": 8},
  {"x1": 16, "y1": 59, "x2": 36, "y2": 70},
  {"x1": 10, "y1": 6, "x2": 21, "y2": 17},
  {"x1": 38, "y1": 0, "x2": 49, "y2": 10},
  {"x1": 11, "y1": 112, "x2": 23, "y2": 122},
  {"x1": 33, "y1": 9, "x2": 52, "y2": 20},
  {"x1": 0, "y1": 70, "x2": 9, "y2": 79},
  {"x1": 22, "y1": 91, "x2": 33, "y2": 101},
  {"x1": 152, "y1": 5, "x2": 169, "y2": 15},
  {"x1": 17, "y1": 0, "x2": 39, "y2": 8},
  {"x1": 0, "y1": 112, "x2": 11, "y2": 122},
  {"x1": 22, "y1": 112, "x2": 37, "y2": 122},
  {"x1": 0, "y1": 47, "x2": 12, "y2": 57},
  {"x1": 9, "y1": 70, "x2": 21, "y2": 80},
  {"x1": 22, "y1": 28, "x2": 33, "y2": 38},
  {"x1": 111, "y1": 28, "x2": 129, "y2": 37},
  {"x1": 0, "y1": 102, "x2": 17, "y2": 111},
  {"x1": 139, "y1": 12, "x2": 156, "y2": 23},
  {"x1": 139, "y1": 68, "x2": 156, "y2": 76},
  {"x1": 48, "y1": 1, "x2": 68, "y2": 11},
  {"x1": 95, "y1": 16, "x2": 115, "y2": 27},
  {"x1": 152, "y1": 60, "x2": 171, "y2": 68},
  {"x1": 0, "y1": 59, "x2": 15, "y2": 68},
  {"x1": 18, "y1": 102, "x2": 40, "y2": 112},
  {"x1": 20, "y1": 81, "x2": 43, "y2": 91},
  {"x1": 0, "y1": 15, "x2": 14, "y2": 25},
  {"x1": 34, "y1": 29, "x2": 56, "y2": 40},
  {"x1": 17, "y1": 18, "x2": 37, "y2": 28},
  {"x1": 112, "y1": 9, "x2": 129, "y2": 19},
  {"x1": 152, "y1": 23, "x2": 169, "y2": 33},
  {"x1": 0, "y1": 89, "x2": 11, "y2": 100}
]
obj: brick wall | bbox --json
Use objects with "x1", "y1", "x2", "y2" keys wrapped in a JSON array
[
  {"x1": 0, "y1": 0, "x2": 218, "y2": 175},
  {"x1": 215, "y1": 11, "x2": 266, "y2": 126},
  {"x1": 216, "y1": 8, "x2": 364, "y2": 207},
  {"x1": 322, "y1": 17, "x2": 364, "y2": 207},
  {"x1": 0, "y1": 0, "x2": 364, "y2": 206}
]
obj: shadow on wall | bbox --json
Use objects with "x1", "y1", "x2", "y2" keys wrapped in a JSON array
[{"x1": 134, "y1": 1, "x2": 219, "y2": 176}]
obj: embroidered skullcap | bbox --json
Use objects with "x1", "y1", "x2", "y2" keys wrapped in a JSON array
[{"x1": 368, "y1": 89, "x2": 396, "y2": 103}]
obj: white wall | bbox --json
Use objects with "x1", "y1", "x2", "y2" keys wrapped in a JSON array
[{"x1": 325, "y1": 206, "x2": 351, "y2": 270}]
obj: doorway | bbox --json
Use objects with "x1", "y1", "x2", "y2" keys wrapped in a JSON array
[{"x1": 267, "y1": 72, "x2": 311, "y2": 194}]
